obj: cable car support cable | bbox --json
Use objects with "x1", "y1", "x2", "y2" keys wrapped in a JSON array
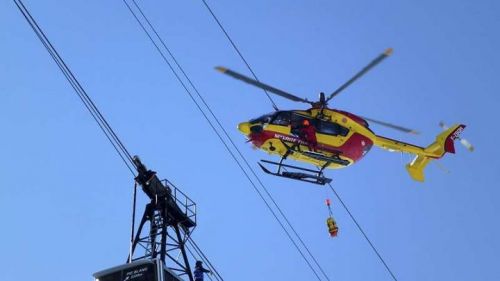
[
  {"x1": 14, "y1": 0, "x2": 137, "y2": 176},
  {"x1": 185, "y1": 245, "x2": 216, "y2": 281},
  {"x1": 186, "y1": 239, "x2": 223, "y2": 281},
  {"x1": 15, "y1": 2, "x2": 218, "y2": 280},
  {"x1": 200, "y1": 0, "x2": 278, "y2": 110},
  {"x1": 122, "y1": 1, "x2": 328, "y2": 280},
  {"x1": 125, "y1": 2, "x2": 329, "y2": 279},
  {"x1": 327, "y1": 183, "x2": 398, "y2": 281},
  {"x1": 200, "y1": 2, "x2": 399, "y2": 280}
]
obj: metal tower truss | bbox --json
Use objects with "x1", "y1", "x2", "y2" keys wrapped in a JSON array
[{"x1": 129, "y1": 157, "x2": 197, "y2": 281}]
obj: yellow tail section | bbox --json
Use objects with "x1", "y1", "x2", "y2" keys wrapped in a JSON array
[
  {"x1": 406, "y1": 155, "x2": 431, "y2": 182},
  {"x1": 406, "y1": 124, "x2": 466, "y2": 182}
]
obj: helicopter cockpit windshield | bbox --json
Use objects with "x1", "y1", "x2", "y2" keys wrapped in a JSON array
[{"x1": 250, "y1": 112, "x2": 276, "y2": 124}]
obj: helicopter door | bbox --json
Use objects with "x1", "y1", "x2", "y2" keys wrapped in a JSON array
[{"x1": 290, "y1": 113, "x2": 316, "y2": 136}]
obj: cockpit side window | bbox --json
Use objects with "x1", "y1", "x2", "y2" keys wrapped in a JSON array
[
  {"x1": 317, "y1": 120, "x2": 349, "y2": 137},
  {"x1": 290, "y1": 113, "x2": 312, "y2": 127},
  {"x1": 271, "y1": 111, "x2": 292, "y2": 126}
]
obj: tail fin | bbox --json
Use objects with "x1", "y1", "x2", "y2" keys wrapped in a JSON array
[{"x1": 406, "y1": 124, "x2": 465, "y2": 182}]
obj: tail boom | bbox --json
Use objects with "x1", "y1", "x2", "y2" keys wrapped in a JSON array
[{"x1": 374, "y1": 124, "x2": 466, "y2": 181}]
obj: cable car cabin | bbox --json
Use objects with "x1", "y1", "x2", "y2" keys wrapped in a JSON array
[{"x1": 94, "y1": 259, "x2": 183, "y2": 281}]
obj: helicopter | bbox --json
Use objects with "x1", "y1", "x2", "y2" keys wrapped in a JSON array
[{"x1": 216, "y1": 48, "x2": 466, "y2": 185}]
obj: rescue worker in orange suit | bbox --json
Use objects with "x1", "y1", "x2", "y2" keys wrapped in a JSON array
[
  {"x1": 194, "y1": 260, "x2": 211, "y2": 281},
  {"x1": 325, "y1": 199, "x2": 339, "y2": 237},
  {"x1": 327, "y1": 216, "x2": 339, "y2": 237},
  {"x1": 299, "y1": 119, "x2": 318, "y2": 152}
]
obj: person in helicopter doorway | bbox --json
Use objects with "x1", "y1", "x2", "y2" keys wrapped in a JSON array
[
  {"x1": 194, "y1": 260, "x2": 211, "y2": 281},
  {"x1": 299, "y1": 119, "x2": 318, "y2": 152}
]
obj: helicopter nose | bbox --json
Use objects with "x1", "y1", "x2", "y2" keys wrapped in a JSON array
[{"x1": 238, "y1": 122, "x2": 251, "y2": 135}]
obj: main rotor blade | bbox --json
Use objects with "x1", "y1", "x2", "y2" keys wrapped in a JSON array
[
  {"x1": 216, "y1": 66, "x2": 312, "y2": 105},
  {"x1": 361, "y1": 115, "x2": 419, "y2": 135},
  {"x1": 326, "y1": 48, "x2": 393, "y2": 102}
]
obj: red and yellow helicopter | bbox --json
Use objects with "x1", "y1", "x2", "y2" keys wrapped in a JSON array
[{"x1": 216, "y1": 48, "x2": 466, "y2": 185}]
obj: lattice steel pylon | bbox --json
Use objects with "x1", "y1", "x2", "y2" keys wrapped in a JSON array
[{"x1": 129, "y1": 156, "x2": 197, "y2": 281}]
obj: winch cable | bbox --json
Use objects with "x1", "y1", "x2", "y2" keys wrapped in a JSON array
[
  {"x1": 14, "y1": 0, "x2": 136, "y2": 176},
  {"x1": 201, "y1": 2, "x2": 399, "y2": 280},
  {"x1": 123, "y1": 1, "x2": 326, "y2": 280},
  {"x1": 327, "y1": 183, "x2": 398, "y2": 281}
]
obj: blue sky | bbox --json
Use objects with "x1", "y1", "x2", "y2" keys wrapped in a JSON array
[{"x1": 1, "y1": 0, "x2": 499, "y2": 280}]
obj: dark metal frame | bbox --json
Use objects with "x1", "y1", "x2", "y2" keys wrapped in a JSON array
[{"x1": 128, "y1": 157, "x2": 197, "y2": 281}]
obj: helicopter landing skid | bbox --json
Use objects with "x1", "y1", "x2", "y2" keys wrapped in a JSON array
[{"x1": 258, "y1": 159, "x2": 332, "y2": 185}]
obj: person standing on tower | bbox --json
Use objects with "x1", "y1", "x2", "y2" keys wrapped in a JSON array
[{"x1": 194, "y1": 261, "x2": 211, "y2": 281}]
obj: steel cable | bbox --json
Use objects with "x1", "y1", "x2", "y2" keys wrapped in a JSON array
[
  {"x1": 187, "y1": 238, "x2": 223, "y2": 281},
  {"x1": 200, "y1": 0, "x2": 278, "y2": 110},
  {"x1": 185, "y1": 244, "x2": 216, "y2": 281},
  {"x1": 327, "y1": 183, "x2": 398, "y2": 281},
  {"x1": 14, "y1": 0, "x2": 136, "y2": 175},
  {"x1": 201, "y1": 2, "x2": 400, "y2": 280},
  {"x1": 123, "y1": 1, "x2": 326, "y2": 279}
]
